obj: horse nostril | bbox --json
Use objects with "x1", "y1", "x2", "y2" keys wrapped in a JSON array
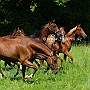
[
  {"x1": 62, "y1": 41, "x2": 65, "y2": 44},
  {"x1": 84, "y1": 35, "x2": 87, "y2": 38},
  {"x1": 85, "y1": 35, "x2": 87, "y2": 38}
]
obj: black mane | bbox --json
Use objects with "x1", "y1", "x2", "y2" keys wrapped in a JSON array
[{"x1": 30, "y1": 24, "x2": 47, "y2": 38}]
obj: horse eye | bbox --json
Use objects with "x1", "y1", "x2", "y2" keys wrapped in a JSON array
[
  {"x1": 54, "y1": 60, "x2": 56, "y2": 63},
  {"x1": 53, "y1": 25, "x2": 56, "y2": 28}
]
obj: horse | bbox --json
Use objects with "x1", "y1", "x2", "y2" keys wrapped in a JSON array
[
  {"x1": 0, "y1": 36, "x2": 59, "y2": 80},
  {"x1": 30, "y1": 19, "x2": 64, "y2": 43},
  {"x1": 41, "y1": 27, "x2": 66, "y2": 68},
  {"x1": 30, "y1": 20, "x2": 65, "y2": 67},
  {"x1": 40, "y1": 24, "x2": 87, "y2": 68},
  {"x1": 12, "y1": 27, "x2": 25, "y2": 36},
  {"x1": 4, "y1": 27, "x2": 25, "y2": 70},
  {"x1": 59, "y1": 24, "x2": 87, "y2": 64}
]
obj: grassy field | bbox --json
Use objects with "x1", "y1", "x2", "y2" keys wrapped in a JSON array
[{"x1": 0, "y1": 45, "x2": 90, "y2": 90}]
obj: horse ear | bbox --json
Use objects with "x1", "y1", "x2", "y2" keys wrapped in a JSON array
[
  {"x1": 77, "y1": 24, "x2": 81, "y2": 27},
  {"x1": 17, "y1": 27, "x2": 19, "y2": 30},
  {"x1": 52, "y1": 19, "x2": 55, "y2": 23},
  {"x1": 49, "y1": 21, "x2": 51, "y2": 25},
  {"x1": 49, "y1": 19, "x2": 55, "y2": 24}
]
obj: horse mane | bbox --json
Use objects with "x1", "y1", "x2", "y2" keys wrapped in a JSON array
[
  {"x1": 66, "y1": 26, "x2": 77, "y2": 36},
  {"x1": 30, "y1": 24, "x2": 49, "y2": 38}
]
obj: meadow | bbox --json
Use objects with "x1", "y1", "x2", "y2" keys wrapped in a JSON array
[{"x1": 0, "y1": 44, "x2": 90, "y2": 90}]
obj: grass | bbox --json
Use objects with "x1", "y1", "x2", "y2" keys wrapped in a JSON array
[{"x1": 0, "y1": 44, "x2": 90, "y2": 90}]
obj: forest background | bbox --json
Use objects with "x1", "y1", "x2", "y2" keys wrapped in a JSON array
[{"x1": 0, "y1": 0, "x2": 90, "y2": 41}]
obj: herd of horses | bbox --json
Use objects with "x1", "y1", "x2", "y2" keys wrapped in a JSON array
[{"x1": 0, "y1": 19, "x2": 87, "y2": 81}]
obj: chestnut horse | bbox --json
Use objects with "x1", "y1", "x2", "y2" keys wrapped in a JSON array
[
  {"x1": 30, "y1": 20, "x2": 65, "y2": 66},
  {"x1": 12, "y1": 27, "x2": 25, "y2": 36},
  {"x1": 4, "y1": 28, "x2": 25, "y2": 70},
  {"x1": 59, "y1": 24, "x2": 87, "y2": 64},
  {"x1": 30, "y1": 19, "x2": 64, "y2": 43},
  {"x1": 41, "y1": 27, "x2": 66, "y2": 68},
  {"x1": 0, "y1": 36, "x2": 58, "y2": 80},
  {"x1": 40, "y1": 24, "x2": 87, "y2": 68}
]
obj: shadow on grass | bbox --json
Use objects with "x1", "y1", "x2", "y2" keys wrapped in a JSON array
[
  {"x1": 10, "y1": 76, "x2": 22, "y2": 80},
  {"x1": 9, "y1": 76, "x2": 38, "y2": 84}
]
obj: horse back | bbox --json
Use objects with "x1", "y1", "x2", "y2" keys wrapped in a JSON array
[{"x1": 0, "y1": 37, "x2": 32, "y2": 60}]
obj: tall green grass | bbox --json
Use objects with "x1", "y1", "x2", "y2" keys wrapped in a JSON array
[{"x1": 0, "y1": 45, "x2": 90, "y2": 90}]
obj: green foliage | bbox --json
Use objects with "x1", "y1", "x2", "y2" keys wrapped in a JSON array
[
  {"x1": 0, "y1": 0, "x2": 90, "y2": 38},
  {"x1": 30, "y1": 3, "x2": 37, "y2": 12},
  {"x1": 54, "y1": 0, "x2": 70, "y2": 6}
]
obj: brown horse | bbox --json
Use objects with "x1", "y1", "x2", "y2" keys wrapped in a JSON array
[
  {"x1": 30, "y1": 20, "x2": 65, "y2": 67},
  {"x1": 40, "y1": 24, "x2": 87, "y2": 67},
  {"x1": 12, "y1": 27, "x2": 25, "y2": 36},
  {"x1": 59, "y1": 24, "x2": 87, "y2": 64},
  {"x1": 30, "y1": 19, "x2": 64, "y2": 43},
  {"x1": 0, "y1": 36, "x2": 58, "y2": 80},
  {"x1": 41, "y1": 27, "x2": 66, "y2": 68},
  {"x1": 4, "y1": 28, "x2": 25, "y2": 70}
]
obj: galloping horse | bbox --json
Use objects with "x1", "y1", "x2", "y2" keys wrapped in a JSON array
[
  {"x1": 30, "y1": 20, "x2": 65, "y2": 66},
  {"x1": 59, "y1": 24, "x2": 87, "y2": 64},
  {"x1": 42, "y1": 27, "x2": 66, "y2": 68},
  {"x1": 40, "y1": 24, "x2": 87, "y2": 68},
  {"x1": 30, "y1": 19, "x2": 64, "y2": 43},
  {"x1": 0, "y1": 36, "x2": 58, "y2": 80},
  {"x1": 4, "y1": 27, "x2": 25, "y2": 70}
]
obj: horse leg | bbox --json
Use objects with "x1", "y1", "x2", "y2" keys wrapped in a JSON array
[
  {"x1": 40, "y1": 60, "x2": 44, "y2": 66},
  {"x1": 4, "y1": 61, "x2": 15, "y2": 70},
  {"x1": 64, "y1": 54, "x2": 67, "y2": 61},
  {"x1": 22, "y1": 65, "x2": 26, "y2": 81},
  {"x1": 14, "y1": 62, "x2": 20, "y2": 77},
  {"x1": 56, "y1": 54, "x2": 63, "y2": 68},
  {"x1": 30, "y1": 58, "x2": 40, "y2": 67},
  {"x1": 34, "y1": 60, "x2": 40, "y2": 67},
  {"x1": 4, "y1": 61, "x2": 7, "y2": 70},
  {"x1": 64, "y1": 51, "x2": 74, "y2": 64},
  {"x1": 44, "y1": 65, "x2": 50, "y2": 72},
  {"x1": 21, "y1": 60, "x2": 37, "y2": 80}
]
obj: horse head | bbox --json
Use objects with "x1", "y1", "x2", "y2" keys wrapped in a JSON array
[
  {"x1": 12, "y1": 27, "x2": 25, "y2": 36},
  {"x1": 47, "y1": 55, "x2": 59, "y2": 74},
  {"x1": 76, "y1": 24, "x2": 87, "y2": 38},
  {"x1": 47, "y1": 20, "x2": 61, "y2": 38}
]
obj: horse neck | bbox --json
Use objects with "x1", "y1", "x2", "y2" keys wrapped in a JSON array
[
  {"x1": 39, "y1": 27, "x2": 49, "y2": 42},
  {"x1": 29, "y1": 39, "x2": 53, "y2": 56},
  {"x1": 65, "y1": 29, "x2": 77, "y2": 43}
]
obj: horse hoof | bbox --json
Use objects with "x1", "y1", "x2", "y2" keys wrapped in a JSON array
[
  {"x1": 29, "y1": 74, "x2": 33, "y2": 78},
  {"x1": 44, "y1": 69, "x2": 48, "y2": 72},
  {"x1": 25, "y1": 75, "x2": 28, "y2": 78},
  {"x1": 25, "y1": 74, "x2": 33, "y2": 79},
  {"x1": 59, "y1": 67, "x2": 63, "y2": 70}
]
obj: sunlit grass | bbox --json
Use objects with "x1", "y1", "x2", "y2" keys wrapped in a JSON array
[{"x1": 0, "y1": 45, "x2": 90, "y2": 90}]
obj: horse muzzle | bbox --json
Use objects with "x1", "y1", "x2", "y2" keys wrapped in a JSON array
[
  {"x1": 52, "y1": 69, "x2": 58, "y2": 74},
  {"x1": 83, "y1": 35, "x2": 87, "y2": 38}
]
